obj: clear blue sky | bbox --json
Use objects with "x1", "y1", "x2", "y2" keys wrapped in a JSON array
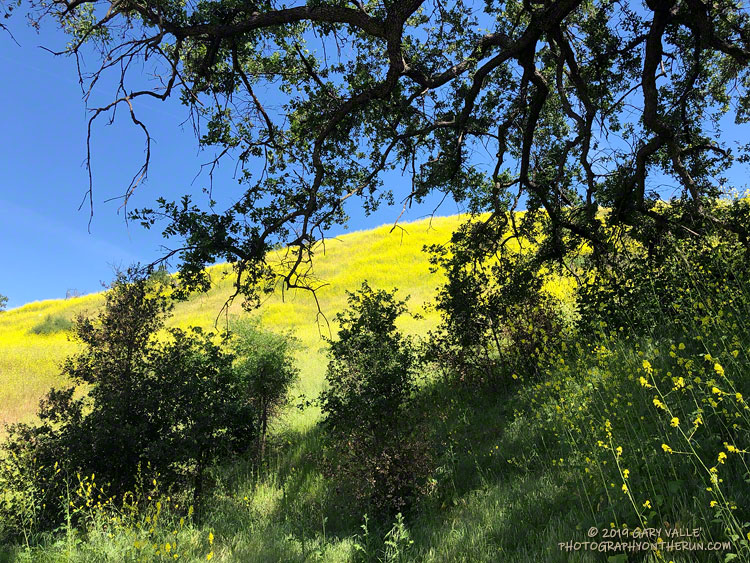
[{"x1": 0, "y1": 22, "x2": 459, "y2": 309}]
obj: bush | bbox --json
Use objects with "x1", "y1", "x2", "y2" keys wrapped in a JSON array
[
  {"x1": 427, "y1": 217, "x2": 571, "y2": 384},
  {"x1": 576, "y1": 199, "x2": 750, "y2": 336},
  {"x1": 319, "y1": 282, "x2": 431, "y2": 518},
  {"x1": 29, "y1": 314, "x2": 73, "y2": 334},
  {"x1": 229, "y1": 318, "x2": 299, "y2": 465},
  {"x1": 0, "y1": 269, "x2": 256, "y2": 539}
]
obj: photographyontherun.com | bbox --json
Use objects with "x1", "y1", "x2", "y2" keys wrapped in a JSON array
[
  {"x1": 559, "y1": 527, "x2": 732, "y2": 553},
  {"x1": 558, "y1": 540, "x2": 732, "y2": 553}
]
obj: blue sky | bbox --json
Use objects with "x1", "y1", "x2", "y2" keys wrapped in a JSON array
[{"x1": 0, "y1": 23, "x2": 457, "y2": 309}]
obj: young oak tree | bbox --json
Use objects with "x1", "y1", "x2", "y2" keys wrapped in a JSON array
[
  {"x1": 319, "y1": 282, "x2": 431, "y2": 517},
  {"x1": 6, "y1": 0, "x2": 750, "y2": 304}
]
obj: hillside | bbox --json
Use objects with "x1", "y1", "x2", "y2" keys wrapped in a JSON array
[
  {"x1": 0, "y1": 215, "x2": 460, "y2": 431},
  {"x1": 3, "y1": 210, "x2": 750, "y2": 563}
]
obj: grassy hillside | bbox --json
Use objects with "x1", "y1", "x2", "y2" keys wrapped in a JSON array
[
  {"x1": 0, "y1": 215, "x2": 460, "y2": 432},
  {"x1": 2, "y1": 211, "x2": 749, "y2": 563}
]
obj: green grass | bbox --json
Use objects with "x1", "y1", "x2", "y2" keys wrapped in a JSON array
[{"x1": 29, "y1": 314, "x2": 74, "y2": 335}]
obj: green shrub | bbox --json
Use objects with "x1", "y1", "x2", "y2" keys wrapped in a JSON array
[
  {"x1": 30, "y1": 314, "x2": 73, "y2": 334},
  {"x1": 0, "y1": 269, "x2": 257, "y2": 540},
  {"x1": 229, "y1": 318, "x2": 299, "y2": 465},
  {"x1": 319, "y1": 282, "x2": 431, "y2": 518},
  {"x1": 577, "y1": 200, "x2": 750, "y2": 335}
]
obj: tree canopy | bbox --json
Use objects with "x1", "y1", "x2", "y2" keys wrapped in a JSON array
[{"x1": 12, "y1": 0, "x2": 750, "y2": 303}]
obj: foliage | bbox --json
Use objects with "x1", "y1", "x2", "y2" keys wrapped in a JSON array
[
  {"x1": 5, "y1": 213, "x2": 750, "y2": 559},
  {"x1": 577, "y1": 198, "x2": 750, "y2": 335},
  {"x1": 353, "y1": 512, "x2": 414, "y2": 563},
  {"x1": 319, "y1": 282, "x2": 431, "y2": 518},
  {"x1": 427, "y1": 215, "x2": 571, "y2": 385},
  {"x1": 29, "y1": 313, "x2": 73, "y2": 335},
  {"x1": 0, "y1": 215, "x2": 454, "y2": 434},
  {"x1": 0, "y1": 293, "x2": 7, "y2": 312},
  {"x1": 0, "y1": 269, "x2": 256, "y2": 539},
  {"x1": 229, "y1": 318, "x2": 299, "y2": 465},
  {"x1": 8, "y1": 0, "x2": 750, "y2": 306}
]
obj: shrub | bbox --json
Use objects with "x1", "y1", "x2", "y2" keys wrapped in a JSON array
[
  {"x1": 229, "y1": 318, "x2": 299, "y2": 465},
  {"x1": 0, "y1": 269, "x2": 256, "y2": 539},
  {"x1": 576, "y1": 199, "x2": 750, "y2": 335},
  {"x1": 319, "y1": 282, "x2": 431, "y2": 518},
  {"x1": 427, "y1": 217, "x2": 571, "y2": 384},
  {"x1": 29, "y1": 314, "x2": 73, "y2": 334}
]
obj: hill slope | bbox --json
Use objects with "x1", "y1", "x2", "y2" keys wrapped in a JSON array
[{"x1": 0, "y1": 214, "x2": 460, "y2": 430}]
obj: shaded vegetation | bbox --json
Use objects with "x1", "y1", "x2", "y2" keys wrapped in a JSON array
[
  {"x1": 320, "y1": 283, "x2": 431, "y2": 519},
  {"x1": 0, "y1": 269, "x2": 297, "y2": 541},
  {"x1": 29, "y1": 314, "x2": 73, "y2": 335},
  {"x1": 2, "y1": 206, "x2": 750, "y2": 561}
]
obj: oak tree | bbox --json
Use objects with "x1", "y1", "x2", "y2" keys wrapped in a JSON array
[{"x1": 12, "y1": 0, "x2": 750, "y2": 302}]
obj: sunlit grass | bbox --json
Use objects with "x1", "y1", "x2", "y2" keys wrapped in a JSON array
[{"x1": 0, "y1": 215, "x2": 460, "y2": 435}]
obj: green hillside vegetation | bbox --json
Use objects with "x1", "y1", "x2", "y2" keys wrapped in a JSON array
[{"x1": 2, "y1": 210, "x2": 750, "y2": 562}]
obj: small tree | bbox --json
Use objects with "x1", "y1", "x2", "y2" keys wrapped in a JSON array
[
  {"x1": 229, "y1": 318, "x2": 299, "y2": 465},
  {"x1": 320, "y1": 282, "x2": 430, "y2": 517},
  {"x1": 0, "y1": 269, "x2": 255, "y2": 537},
  {"x1": 425, "y1": 214, "x2": 574, "y2": 385},
  {"x1": 0, "y1": 293, "x2": 7, "y2": 311}
]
